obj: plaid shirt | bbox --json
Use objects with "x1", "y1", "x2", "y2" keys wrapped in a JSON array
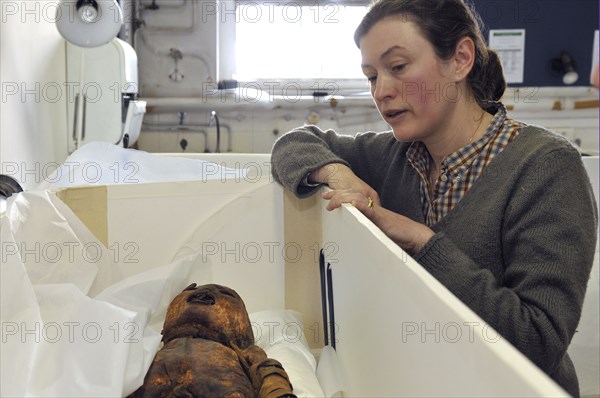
[{"x1": 407, "y1": 103, "x2": 524, "y2": 226}]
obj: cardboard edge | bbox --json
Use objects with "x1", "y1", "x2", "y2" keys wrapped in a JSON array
[
  {"x1": 55, "y1": 186, "x2": 108, "y2": 247},
  {"x1": 283, "y1": 189, "x2": 324, "y2": 349}
]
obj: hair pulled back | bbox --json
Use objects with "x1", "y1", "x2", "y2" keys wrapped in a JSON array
[{"x1": 354, "y1": 0, "x2": 505, "y2": 108}]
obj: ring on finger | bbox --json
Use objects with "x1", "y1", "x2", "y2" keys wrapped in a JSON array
[{"x1": 367, "y1": 197, "x2": 374, "y2": 209}]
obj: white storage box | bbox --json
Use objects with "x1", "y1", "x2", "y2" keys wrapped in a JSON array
[{"x1": 51, "y1": 154, "x2": 569, "y2": 397}]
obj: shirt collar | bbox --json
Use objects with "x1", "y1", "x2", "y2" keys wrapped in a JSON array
[{"x1": 407, "y1": 102, "x2": 507, "y2": 176}]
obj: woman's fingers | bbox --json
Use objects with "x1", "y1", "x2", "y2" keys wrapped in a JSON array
[
  {"x1": 321, "y1": 190, "x2": 336, "y2": 200},
  {"x1": 322, "y1": 189, "x2": 376, "y2": 214},
  {"x1": 322, "y1": 188, "x2": 434, "y2": 253}
]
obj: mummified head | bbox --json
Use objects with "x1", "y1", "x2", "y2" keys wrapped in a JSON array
[{"x1": 161, "y1": 283, "x2": 254, "y2": 349}]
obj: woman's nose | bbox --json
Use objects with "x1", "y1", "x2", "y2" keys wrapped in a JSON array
[{"x1": 373, "y1": 74, "x2": 396, "y2": 102}]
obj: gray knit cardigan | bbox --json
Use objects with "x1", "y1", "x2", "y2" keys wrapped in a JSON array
[{"x1": 271, "y1": 124, "x2": 598, "y2": 397}]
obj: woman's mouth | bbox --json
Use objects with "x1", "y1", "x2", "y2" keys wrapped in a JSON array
[{"x1": 383, "y1": 109, "x2": 407, "y2": 123}]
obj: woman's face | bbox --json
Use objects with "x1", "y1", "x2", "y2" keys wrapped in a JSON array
[{"x1": 360, "y1": 17, "x2": 460, "y2": 142}]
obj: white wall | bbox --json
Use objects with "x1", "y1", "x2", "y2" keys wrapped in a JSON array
[{"x1": 1, "y1": 1, "x2": 69, "y2": 190}]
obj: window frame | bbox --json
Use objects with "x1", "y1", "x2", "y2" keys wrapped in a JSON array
[{"x1": 218, "y1": 0, "x2": 371, "y2": 96}]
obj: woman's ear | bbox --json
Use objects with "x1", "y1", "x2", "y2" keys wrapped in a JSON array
[{"x1": 453, "y1": 36, "x2": 475, "y2": 81}]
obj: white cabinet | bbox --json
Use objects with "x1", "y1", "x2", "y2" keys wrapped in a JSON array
[{"x1": 66, "y1": 38, "x2": 142, "y2": 152}]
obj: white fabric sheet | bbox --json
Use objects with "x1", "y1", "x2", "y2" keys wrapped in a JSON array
[{"x1": 0, "y1": 190, "x2": 201, "y2": 397}]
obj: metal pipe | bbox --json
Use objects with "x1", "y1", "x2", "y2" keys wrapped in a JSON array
[
  {"x1": 141, "y1": 95, "x2": 376, "y2": 114},
  {"x1": 210, "y1": 111, "x2": 221, "y2": 153},
  {"x1": 142, "y1": 119, "x2": 233, "y2": 152},
  {"x1": 134, "y1": 0, "x2": 196, "y2": 32},
  {"x1": 133, "y1": 30, "x2": 213, "y2": 82},
  {"x1": 142, "y1": 94, "x2": 275, "y2": 113},
  {"x1": 142, "y1": 124, "x2": 209, "y2": 152}
]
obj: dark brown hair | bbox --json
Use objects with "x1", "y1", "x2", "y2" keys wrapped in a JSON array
[{"x1": 354, "y1": 0, "x2": 505, "y2": 108}]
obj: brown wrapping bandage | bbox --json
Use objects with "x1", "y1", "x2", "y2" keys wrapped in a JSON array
[
  {"x1": 128, "y1": 337, "x2": 255, "y2": 398},
  {"x1": 250, "y1": 358, "x2": 296, "y2": 398},
  {"x1": 232, "y1": 343, "x2": 296, "y2": 398}
]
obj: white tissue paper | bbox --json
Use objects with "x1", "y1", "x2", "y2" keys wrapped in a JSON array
[
  {"x1": 0, "y1": 190, "x2": 205, "y2": 397},
  {"x1": 6, "y1": 190, "x2": 102, "y2": 294},
  {"x1": 317, "y1": 345, "x2": 347, "y2": 398},
  {"x1": 37, "y1": 141, "x2": 247, "y2": 189},
  {"x1": 250, "y1": 310, "x2": 326, "y2": 397},
  {"x1": 1, "y1": 216, "x2": 42, "y2": 398}
]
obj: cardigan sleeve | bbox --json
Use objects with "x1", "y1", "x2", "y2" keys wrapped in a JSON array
[
  {"x1": 270, "y1": 125, "x2": 350, "y2": 197},
  {"x1": 414, "y1": 145, "x2": 597, "y2": 394},
  {"x1": 270, "y1": 125, "x2": 394, "y2": 198}
]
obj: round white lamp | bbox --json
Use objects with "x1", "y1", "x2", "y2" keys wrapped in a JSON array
[
  {"x1": 56, "y1": 0, "x2": 124, "y2": 48},
  {"x1": 562, "y1": 69, "x2": 579, "y2": 86},
  {"x1": 551, "y1": 52, "x2": 579, "y2": 86}
]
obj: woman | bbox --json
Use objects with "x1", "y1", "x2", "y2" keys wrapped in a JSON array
[{"x1": 270, "y1": 0, "x2": 597, "y2": 396}]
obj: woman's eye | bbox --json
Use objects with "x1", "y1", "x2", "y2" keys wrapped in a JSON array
[
  {"x1": 366, "y1": 75, "x2": 377, "y2": 83},
  {"x1": 391, "y1": 64, "x2": 406, "y2": 73}
]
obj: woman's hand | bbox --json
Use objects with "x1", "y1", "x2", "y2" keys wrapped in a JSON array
[
  {"x1": 322, "y1": 188, "x2": 435, "y2": 254},
  {"x1": 310, "y1": 163, "x2": 381, "y2": 206}
]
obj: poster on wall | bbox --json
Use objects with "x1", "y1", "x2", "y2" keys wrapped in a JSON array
[{"x1": 488, "y1": 29, "x2": 526, "y2": 84}]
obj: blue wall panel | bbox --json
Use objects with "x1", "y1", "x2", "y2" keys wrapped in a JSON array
[{"x1": 472, "y1": 0, "x2": 598, "y2": 87}]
